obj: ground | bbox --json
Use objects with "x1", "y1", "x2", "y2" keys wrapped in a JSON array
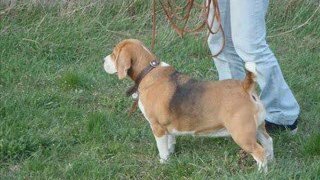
[{"x1": 1, "y1": 0, "x2": 320, "y2": 179}]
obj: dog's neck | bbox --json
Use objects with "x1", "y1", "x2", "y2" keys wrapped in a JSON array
[{"x1": 127, "y1": 50, "x2": 156, "y2": 81}]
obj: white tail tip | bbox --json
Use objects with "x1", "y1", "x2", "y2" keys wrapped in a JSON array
[{"x1": 245, "y1": 62, "x2": 257, "y2": 75}]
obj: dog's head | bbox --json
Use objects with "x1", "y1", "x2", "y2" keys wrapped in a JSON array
[{"x1": 103, "y1": 39, "x2": 155, "y2": 80}]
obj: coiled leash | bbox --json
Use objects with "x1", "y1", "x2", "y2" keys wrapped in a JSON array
[{"x1": 151, "y1": 0, "x2": 225, "y2": 57}]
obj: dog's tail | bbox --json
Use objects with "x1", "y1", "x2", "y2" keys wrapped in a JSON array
[{"x1": 243, "y1": 62, "x2": 257, "y2": 93}]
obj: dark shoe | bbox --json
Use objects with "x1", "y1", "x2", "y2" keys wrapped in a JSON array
[{"x1": 265, "y1": 118, "x2": 298, "y2": 135}]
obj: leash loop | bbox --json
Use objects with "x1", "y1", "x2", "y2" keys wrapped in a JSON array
[{"x1": 151, "y1": 0, "x2": 225, "y2": 57}]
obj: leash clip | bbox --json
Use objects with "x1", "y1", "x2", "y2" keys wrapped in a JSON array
[
  {"x1": 150, "y1": 60, "x2": 159, "y2": 67},
  {"x1": 131, "y1": 92, "x2": 139, "y2": 100},
  {"x1": 128, "y1": 93, "x2": 139, "y2": 117}
]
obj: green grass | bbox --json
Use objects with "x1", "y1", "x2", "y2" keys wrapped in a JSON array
[{"x1": 1, "y1": 0, "x2": 320, "y2": 179}]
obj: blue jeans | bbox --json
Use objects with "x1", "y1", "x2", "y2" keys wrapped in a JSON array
[{"x1": 207, "y1": 0, "x2": 300, "y2": 125}]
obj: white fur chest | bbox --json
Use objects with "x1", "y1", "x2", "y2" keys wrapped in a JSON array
[
  {"x1": 138, "y1": 99, "x2": 151, "y2": 124},
  {"x1": 169, "y1": 128, "x2": 230, "y2": 137}
]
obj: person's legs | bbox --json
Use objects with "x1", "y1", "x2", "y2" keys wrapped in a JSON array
[
  {"x1": 229, "y1": 0, "x2": 300, "y2": 126},
  {"x1": 207, "y1": 0, "x2": 245, "y2": 81}
]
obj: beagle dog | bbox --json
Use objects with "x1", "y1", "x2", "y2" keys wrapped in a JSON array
[{"x1": 103, "y1": 39, "x2": 273, "y2": 172}]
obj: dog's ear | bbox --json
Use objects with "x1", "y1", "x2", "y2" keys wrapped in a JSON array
[{"x1": 116, "y1": 50, "x2": 131, "y2": 79}]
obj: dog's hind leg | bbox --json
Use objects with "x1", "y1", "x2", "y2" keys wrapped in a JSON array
[
  {"x1": 231, "y1": 132, "x2": 267, "y2": 172},
  {"x1": 227, "y1": 116, "x2": 268, "y2": 172},
  {"x1": 257, "y1": 123, "x2": 274, "y2": 162},
  {"x1": 250, "y1": 143, "x2": 267, "y2": 173}
]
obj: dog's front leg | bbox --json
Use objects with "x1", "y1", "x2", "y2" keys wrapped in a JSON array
[
  {"x1": 152, "y1": 125, "x2": 170, "y2": 163},
  {"x1": 155, "y1": 134, "x2": 169, "y2": 163},
  {"x1": 168, "y1": 134, "x2": 176, "y2": 154}
]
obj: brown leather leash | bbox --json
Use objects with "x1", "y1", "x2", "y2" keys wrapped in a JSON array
[
  {"x1": 126, "y1": 60, "x2": 160, "y2": 116},
  {"x1": 151, "y1": 0, "x2": 225, "y2": 57}
]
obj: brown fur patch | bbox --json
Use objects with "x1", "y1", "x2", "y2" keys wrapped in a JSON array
[{"x1": 169, "y1": 71, "x2": 206, "y2": 119}]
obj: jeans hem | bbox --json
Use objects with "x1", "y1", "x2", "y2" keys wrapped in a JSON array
[{"x1": 266, "y1": 113, "x2": 300, "y2": 126}]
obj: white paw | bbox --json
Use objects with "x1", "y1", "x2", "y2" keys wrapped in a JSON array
[
  {"x1": 160, "y1": 158, "x2": 168, "y2": 164},
  {"x1": 168, "y1": 146, "x2": 175, "y2": 154},
  {"x1": 257, "y1": 160, "x2": 268, "y2": 173},
  {"x1": 266, "y1": 151, "x2": 274, "y2": 162}
]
